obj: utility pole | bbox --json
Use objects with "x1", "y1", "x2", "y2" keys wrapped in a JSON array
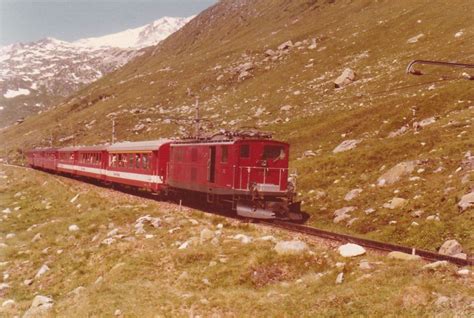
[
  {"x1": 194, "y1": 96, "x2": 200, "y2": 139},
  {"x1": 112, "y1": 119, "x2": 116, "y2": 144}
]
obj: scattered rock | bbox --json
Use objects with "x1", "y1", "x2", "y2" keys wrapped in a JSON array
[
  {"x1": 68, "y1": 224, "x2": 79, "y2": 232},
  {"x1": 333, "y1": 206, "x2": 356, "y2": 223},
  {"x1": 264, "y1": 49, "x2": 277, "y2": 57},
  {"x1": 6, "y1": 233, "x2": 15, "y2": 239},
  {"x1": 411, "y1": 210, "x2": 424, "y2": 218},
  {"x1": 23, "y1": 295, "x2": 53, "y2": 318},
  {"x1": 70, "y1": 193, "x2": 80, "y2": 203},
  {"x1": 35, "y1": 264, "x2": 50, "y2": 278},
  {"x1": 303, "y1": 150, "x2": 317, "y2": 158},
  {"x1": 274, "y1": 240, "x2": 308, "y2": 255},
  {"x1": 338, "y1": 243, "x2": 366, "y2": 257},
  {"x1": 423, "y1": 261, "x2": 448, "y2": 270},
  {"x1": 458, "y1": 192, "x2": 474, "y2": 212},
  {"x1": 364, "y1": 208, "x2": 375, "y2": 215},
  {"x1": 344, "y1": 188, "x2": 362, "y2": 201},
  {"x1": 413, "y1": 117, "x2": 436, "y2": 130},
  {"x1": 0, "y1": 283, "x2": 9, "y2": 291},
  {"x1": 335, "y1": 272, "x2": 344, "y2": 284},
  {"x1": 439, "y1": 240, "x2": 463, "y2": 256},
  {"x1": 114, "y1": 309, "x2": 122, "y2": 316},
  {"x1": 280, "y1": 105, "x2": 292, "y2": 112},
  {"x1": 457, "y1": 269, "x2": 470, "y2": 276},
  {"x1": 334, "y1": 68, "x2": 356, "y2": 88},
  {"x1": 383, "y1": 197, "x2": 408, "y2": 210},
  {"x1": 134, "y1": 215, "x2": 161, "y2": 234},
  {"x1": 2, "y1": 299, "x2": 15, "y2": 308},
  {"x1": 435, "y1": 295, "x2": 450, "y2": 307},
  {"x1": 388, "y1": 125, "x2": 409, "y2": 138},
  {"x1": 233, "y1": 234, "x2": 252, "y2": 244},
  {"x1": 199, "y1": 229, "x2": 214, "y2": 244},
  {"x1": 333, "y1": 139, "x2": 361, "y2": 153},
  {"x1": 387, "y1": 251, "x2": 421, "y2": 261},
  {"x1": 178, "y1": 241, "x2": 190, "y2": 250},
  {"x1": 278, "y1": 40, "x2": 293, "y2": 50},
  {"x1": 407, "y1": 33, "x2": 424, "y2": 44},
  {"x1": 359, "y1": 261, "x2": 372, "y2": 270},
  {"x1": 377, "y1": 161, "x2": 418, "y2": 186},
  {"x1": 32, "y1": 233, "x2": 42, "y2": 242},
  {"x1": 101, "y1": 238, "x2": 116, "y2": 246}
]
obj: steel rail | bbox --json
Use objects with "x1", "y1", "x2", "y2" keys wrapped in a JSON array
[
  {"x1": 406, "y1": 60, "x2": 474, "y2": 76},
  {"x1": 263, "y1": 220, "x2": 473, "y2": 267}
]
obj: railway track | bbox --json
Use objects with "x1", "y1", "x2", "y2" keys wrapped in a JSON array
[
  {"x1": 262, "y1": 220, "x2": 473, "y2": 267},
  {"x1": 3, "y1": 163, "x2": 473, "y2": 267}
]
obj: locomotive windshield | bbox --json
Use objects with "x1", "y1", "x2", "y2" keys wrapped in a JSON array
[{"x1": 262, "y1": 145, "x2": 285, "y2": 160}]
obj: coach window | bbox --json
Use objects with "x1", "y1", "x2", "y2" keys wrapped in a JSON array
[
  {"x1": 240, "y1": 144, "x2": 250, "y2": 158},
  {"x1": 128, "y1": 154, "x2": 134, "y2": 169},
  {"x1": 135, "y1": 154, "x2": 141, "y2": 169},
  {"x1": 221, "y1": 146, "x2": 228, "y2": 163},
  {"x1": 142, "y1": 154, "x2": 149, "y2": 170}
]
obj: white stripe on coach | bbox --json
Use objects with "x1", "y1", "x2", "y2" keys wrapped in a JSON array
[{"x1": 57, "y1": 163, "x2": 163, "y2": 184}]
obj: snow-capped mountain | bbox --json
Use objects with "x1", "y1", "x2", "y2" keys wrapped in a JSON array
[
  {"x1": 0, "y1": 16, "x2": 191, "y2": 128},
  {"x1": 75, "y1": 16, "x2": 193, "y2": 49}
]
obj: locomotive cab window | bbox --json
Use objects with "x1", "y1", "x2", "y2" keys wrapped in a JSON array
[
  {"x1": 221, "y1": 146, "x2": 228, "y2": 163},
  {"x1": 262, "y1": 145, "x2": 285, "y2": 160},
  {"x1": 240, "y1": 144, "x2": 250, "y2": 158}
]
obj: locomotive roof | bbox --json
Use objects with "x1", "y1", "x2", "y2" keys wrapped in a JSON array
[{"x1": 107, "y1": 139, "x2": 171, "y2": 152}]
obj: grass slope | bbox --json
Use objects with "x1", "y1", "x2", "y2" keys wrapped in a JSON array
[
  {"x1": 0, "y1": 165, "x2": 473, "y2": 316},
  {"x1": 0, "y1": 0, "x2": 473, "y2": 253}
]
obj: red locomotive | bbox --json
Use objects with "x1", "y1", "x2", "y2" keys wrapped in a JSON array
[{"x1": 26, "y1": 130, "x2": 301, "y2": 220}]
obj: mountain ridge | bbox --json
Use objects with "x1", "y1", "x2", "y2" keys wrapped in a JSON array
[{"x1": 0, "y1": 16, "x2": 192, "y2": 128}]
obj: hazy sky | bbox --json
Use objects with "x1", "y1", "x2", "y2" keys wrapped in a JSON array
[{"x1": 0, "y1": 0, "x2": 217, "y2": 46}]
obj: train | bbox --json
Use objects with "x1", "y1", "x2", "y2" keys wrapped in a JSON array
[{"x1": 26, "y1": 130, "x2": 302, "y2": 221}]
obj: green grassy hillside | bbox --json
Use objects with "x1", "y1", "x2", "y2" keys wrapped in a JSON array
[
  {"x1": 1, "y1": 0, "x2": 473, "y2": 253},
  {"x1": 1, "y1": 165, "x2": 473, "y2": 316}
]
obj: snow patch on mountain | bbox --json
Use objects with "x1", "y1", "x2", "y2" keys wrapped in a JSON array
[
  {"x1": 74, "y1": 16, "x2": 193, "y2": 49},
  {"x1": 4, "y1": 88, "x2": 30, "y2": 98}
]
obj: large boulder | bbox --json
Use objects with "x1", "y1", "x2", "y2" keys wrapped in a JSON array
[
  {"x1": 377, "y1": 161, "x2": 418, "y2": 186},
  {"x1": 458, "y1": 192, "x2": 474, "y2": 212},
  {"x1": 334, "y1": 68, "x2": 356, "y2": 88},
  {"x1": 274, "y1": 240, "x2": 308, "y2": 255},
  {"x1": 23, "y1": 295, "x2": 53, "y2": 318},
  {"x1": 333, "y1": 139, "x2": 361, "y2": 153},
  {"x1": 439, "y1": 240, "x2": 463, "y2": 256},
  {"x1": 338, "y1": 243, "x2": 366, "y2": 257}
]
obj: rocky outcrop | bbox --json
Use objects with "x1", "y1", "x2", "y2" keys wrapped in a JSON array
[{"x1": 383, "y1": 197, "x2": 408, "y2": 210}]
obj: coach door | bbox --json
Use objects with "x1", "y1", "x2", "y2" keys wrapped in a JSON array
[{"x1": 208, "y1": 146, "x2": 216, "y2": 183}]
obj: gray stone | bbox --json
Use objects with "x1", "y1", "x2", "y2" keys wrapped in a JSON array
[
  {"x1": 338, "y1": 243, "x2": 366, "y2": 257},
  {"x1": 458, "y1": 192, "x2": 474, "y2": 212},
  {"x1": 387, "y1": 251, "x2": 421, "y2": 261},
  {"x1": 377, "y1": 161, "x2": 418, "y2": 186},
  {"x1": 383, "y1": 197, "x2": 408, "y2": 210},
  {"x1": 334, "y1": 68, "x2": 356, "y2": 88},
  {"x1": 335, "y1": 272, "x2": 344, "y2": 284},
  {"x1": 344, "y1": 188, "x2": 362, "y2": 201},
  {"x1": 23, "y1": 295, "x2": 53, "y2": 318},
  {"x1": 439, "y1": 239, "x2": 463, "y2": 256},
  {"x1": 333, "y1": 139, "x2": 361, "y2": 153},
  {"x1": 407, "y1": 33, "x2": 424, "y2": 43},
  {"x1": 423, "y1": 261, "x2": 448, "y2": 270}
]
